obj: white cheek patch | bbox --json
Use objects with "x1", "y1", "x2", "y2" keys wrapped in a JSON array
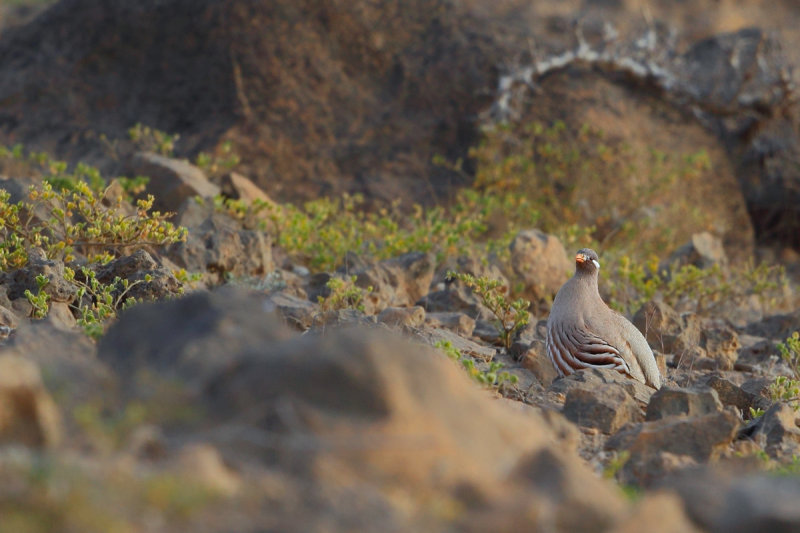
[{"x1": 592, "y1": 259, "x2": 600, "y2": 269}]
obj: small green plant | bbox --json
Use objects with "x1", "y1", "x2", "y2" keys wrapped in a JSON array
[
  {"x1": 24, "y1": 274, "x2": 51, "y2": 318},
  {"x1": 603, "y1": 450, "x2": 631, "y2": 480},
  {"x1": 65, "y1": 266, "x2": 150, "y2": 339},
  {"x1": 435, "y1": 340, "x2": 519, "y2": 389},
  {"x1": 317, "y1": 275, "x2": 372, "y2": 313},
  {"x1": 748, "y1": 406, "x2": 766, "y2": 419},
  {"x1": 195, "y1": 140, "x2": 241, "y2": 178},
  {"x1": 0, "y1": 180, "x2": 186, "y2": 268},
  {"x1": 215, "y1": 187, "x2": 537, "y2": 273},
  {"x1": 447, "y1": 271, "x2": 530, "y2": 349},
  {"x1": 766, "y1": 332, "x2": 800, "y2": 411},
  {"x1": 603, "y1": 255, "x2": 788, "y2": 318},
  {"x1": 128, "y1": 123, "x2": 179, "y2": 156},
  {"x1": 434, "y1": 339, "x2": 462, "y2": 361}
]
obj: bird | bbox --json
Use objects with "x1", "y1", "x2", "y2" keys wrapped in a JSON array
[{"x1": 546, "y1": 248, "x2": 662, "y2": 389}]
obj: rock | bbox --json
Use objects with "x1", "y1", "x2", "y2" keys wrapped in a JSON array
[
  {"x1": 0, "y1": 355, "x2": 61, "y2": 448},
  {"x1": 608, "y1": 408, "x2": 740, "y2": 485},
  {"x1": 93, "y1": 249, "x2": 182, "y2": 302},
  {"x1": 166, "y1": 201, "x2": 273, "y2": 281},
  {"x1": 700, "y1": 324, "x2": 740, "y2": 371},
  {"x1": 741, "y1": 404, "x2": 800, "y2": 460},
  {"x1": 614, "y1": 491, "x2": 703, "y2": 533},
  {"x1": 424, "y1": 311, "x2": 476, "y2": 337},
  {"x1": 202, "y1": 323, "x2": 616, "y2": 508},
  {"x1": 509, "y1": 229, "x2": 571, "y2": 303},
  {"x1": 550, "y1": 367, "x2": 656, "y2": 405},
  {"x1": 5, "y1": 321, "x2": 112, "y2": 409},
  {"x1": 563, "y1": 383, "x2": 643, "y2": 434},
  {"x1": 176, "y1": 443, "x2": 241, "y2": 497},
  {"x1": 377, "y1": 306, "x2": 425, "y2": 328},
  {"x1": 660, "y1": 232, "x2": 728, "y2": 274},
  {"x1": 513, "y1": 447, "x2": 627, "y2": 531},
  {"x1": 519, "y1": 339, "x2": 559, "y2": 388},
  {"x1": 98, "y1": 288, "x2": 293, "y2": 396},
  {"x1": 347, "y1": 252, "x2": 435, "y2": 314},
  {"x1": 413, "y1": 326, "x2": 497, "y2": 361},
  {"x1": 434, "y1": 255, "x2": 508, "y2": 289},
  {"x1": 1, "y1": 248, "x2": 76, "y2": 304},
  {"x1": 128, "y1": 152, "x2": 220, "y2": 213},
  {"x1": 0, "y1": 301, "x2": 19, "y2": 330},
  {"x1": 219, "y1": 171, "x2": 273, "y2": 205},
  {"x1": 45, "y1": 301, "x2": 77, "y2": 331},
  {"x1": 719, "y1": 294, "x2": 764, "y2": 329},
  {"x1": 311, "y1": 308, "x2": 376, "y2": 329},
  {"x1": 740, "y1": 377, "x2": 775, "y2": 403},
  {"x1": 713, "y1": 475, "x2": 800, "y2": 533},
  {"x1": 632, "y1": 300, "x2": 700, "y2": 356},
  {"x1": 646, "y1": 386, "x2": 723, "y2": 421},
  {"x1": 619, "y1": 452, "x2": 699, "y2": 490},
  {"x1": 263, "y1": 291, "x2": 316, "y2": 331},
  {"x1": 701, "y1": 375, "x2": 770, "y2": 414},
  {"x1": 743, "y1": 308, "x2": 800, "y2": 341},
  {"x1": 416, "y1": 285, "x2": 483, "y2": 316},
  {"x1": 659, "y1": 466, "x2": 742, "y2": 531},
  {"x1": 126, "y1": 424, "x2": 167, "y2": 460},
  {"x1": 473, "y1": 319, "x2": 502, "y2": 344},
  {"x1": 736, "y1": 334, "x2": 774, "y2": 370}
]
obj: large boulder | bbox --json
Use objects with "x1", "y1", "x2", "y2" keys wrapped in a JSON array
[{"x1": 0, "y1": 0, "x2": 516, "y2": 205}]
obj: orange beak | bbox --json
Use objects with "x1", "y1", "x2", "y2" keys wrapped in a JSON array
[{"x1": 575, "y1": 253, "x2": 586, "y2": 263}]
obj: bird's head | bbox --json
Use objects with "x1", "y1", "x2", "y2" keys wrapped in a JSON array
[{"x1": 575, "y1": 248, "x2": 601, "y2": 275}]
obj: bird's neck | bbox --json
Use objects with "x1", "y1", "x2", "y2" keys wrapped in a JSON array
[{"x1": 575, "y1": 272, "x2": 602, "y2": 301}]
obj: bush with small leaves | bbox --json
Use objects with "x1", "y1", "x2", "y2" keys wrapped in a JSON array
[
  {"x1": 65, "y1": 266, "x2": 151, "y2": 340},
  {"x1": 216, "y1": 188, "x2": 538, "y2": 273},
  {"x1": 0, "y1": 180, "x2": 186, "y2": 268},
  {"x1": 766, "y1": 331, "x2": 800, "y2": 411},
  {"x1": 128, "y1": 123, "x2": 179, "y2": 156},
  {"x1": 434, "y1": 340, "x2": 519, "y2": 390},
  {"x1": 447, "y1": 271, "x2": 530, "y2": 349},
  {"x1": 317, "y1": 275, "x2": 372, "y2": 314},
  {"x1": 603, "y1": 255, "x2": 788, "y2": 317},
  {"x1": 23, "y1": 274, "x2": 51, "y2": 319}
]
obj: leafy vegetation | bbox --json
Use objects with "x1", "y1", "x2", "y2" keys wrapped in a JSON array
[
  {"x1": 462, "y1": 120, "x2": 718, "y2": 258},
  {"x1": 602, "y1": 256, "x2": 787, "y2": 317},
  {"x1": 317, "y1": 275, "x2": 372, "y2": 314},
  {"x1": 435, "y1": 340, "x2": 519, "y2": 389},
  {"x1": 767, "y1": 332, "x2": 800, "y2": 411},
  {"x1": 216, "y1": 188, "x2": 538, "y2": 273},
  {"x1": 446, "y1": 271, "x2": 530, "y2": 349},
  {"x1": 0, "y1": 143, "x2": 186, "y2": 337}
]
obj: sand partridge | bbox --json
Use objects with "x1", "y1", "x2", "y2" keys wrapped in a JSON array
[{"x1": 546, "y1": 248, "x2": 662, "y2": 389}]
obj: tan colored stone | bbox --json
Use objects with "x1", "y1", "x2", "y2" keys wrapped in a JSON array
[
  {"x1": 614, "y1": 491, "x2": 702, "y2": 533},
  {"x1": 219, "y1": 171, "x2": 274, "y2": 204},
  {"x1": 509, "y1": 229, "x2": 571, "y2": 303},
  {"x1": 0, "y1": 355, "x2": 61, "y2": 448}
]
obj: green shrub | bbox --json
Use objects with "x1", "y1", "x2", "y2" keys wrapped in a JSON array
[
  {"x1": 434, "y1": 340, "x2": 519, "y2": 389},
  {"x1": 446, "y1": 271, "x2": 530, "y2": 349},
  {"x1": 217, "y1": 189, "x2": 537, "y2": 273},
  {"x1": 768, "y1": 332, "x2": 800, "y2": 411},
  {"x1": 0, "y1": 180, "x2": 186, "y2": 268},
  {"x1": 317, "y1": 275, "x2": 372, "y2": 313}
]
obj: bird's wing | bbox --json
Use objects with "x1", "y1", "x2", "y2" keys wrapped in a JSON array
[
  {"x1": 609, "y1": 313, "x2": 662, "y2": 389},
  {"x1": 548, "y1": 320, "x2": 632, "y2": 375}
]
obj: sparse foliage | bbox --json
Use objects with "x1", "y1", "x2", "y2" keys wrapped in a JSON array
[
  {"x1": 447, "y1": 271, "x2": 530, "y2": 349},
  {"x1": 317, "y1": 275, "x2": 372, "y2": 313},
  {"x1": 768, "y1": 332, "x2": 800, "y2": 411},
  {"x1": 435, "y1": 340, "x2": 519, "y2": 389}
]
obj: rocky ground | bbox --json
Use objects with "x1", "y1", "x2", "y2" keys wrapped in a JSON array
[{"x1": 0, "y1": 0, "x2": 799, "y2": 532}]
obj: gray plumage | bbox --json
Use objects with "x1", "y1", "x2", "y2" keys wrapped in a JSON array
[{"x1": 546, "y1": 248, "x2": 662, "y2": 389}]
